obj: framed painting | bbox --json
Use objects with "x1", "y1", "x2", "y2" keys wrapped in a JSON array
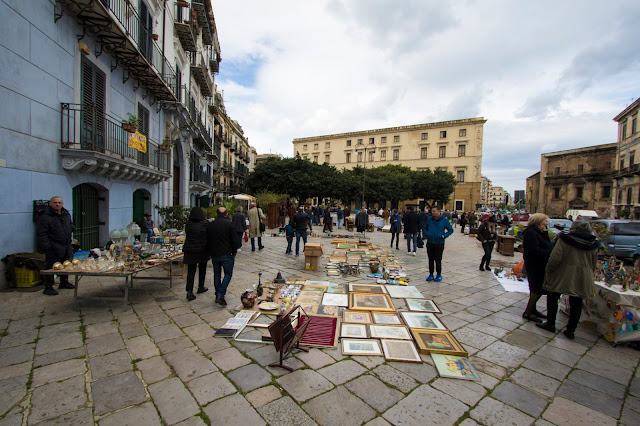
[
  {"x1": 340, "y1": 323, "x2": 368, "y2": 339},
  {"x1": 405, "y1": 299, "x2": 441, "y2": 313},
  {"x1": 380, "y1": 339, "x2": 422, "y2": 363},
  {"x1": 326, "y1": 282, "x2": 347, "y2": 294},
  {"x1": 341, "y1": 339, "x2": 383, "y2": 356},
  {"x1": 296, "y1": 291, "x2": 324, "y2": 306},
  {"x1": 368, "y1": 325, "x2": 412, "y2": 340},
  {"x1": 372, "y1": 312, "x2": 402, "y2": 325},
  {"x1": 411, "y1": 329, "x2": 468, "y2": 356},
  {"x1": 342, "y1": 310, "x2": 372, "y2": 324},
  {"x1": 400, "y1": 311, "x2": 447, "y2": 330},
  {"x1": 316, "y1": 305, "x2": 342, "y2": 317},
  {"x1": 431, "y1": 354, "x2": 481, "y2": 381},
  {"x1": 322, "y1": 293, "x2": 348, "y2": 307},
  {"x1": 348, "y1": 283, "x2": 388, "y2": 294},
  {"x1": 303, "y1": 284, "x2": 328, "y2": 292},
  {"x1": 349, "y1": 293, "x2": 395, "y2": 312},
  {"x1": 385, "y1": 285, "x2": 424, "y2": 299}
]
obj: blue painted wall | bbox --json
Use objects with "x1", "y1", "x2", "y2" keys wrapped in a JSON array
[{"x1": 0, "y1": 0, "x2": 166, "y2": 288}]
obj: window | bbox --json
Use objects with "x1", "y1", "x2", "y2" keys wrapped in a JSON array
[
  {"x1": 553, "y1": 187, "x2": 560, "y2": 199},
  {"x1": 440, "y1": 131, "x2": 447, "y2": 138},
  {"x1": 325, "y1": 154, "x2": 330, "y2": 163},
  {"x1": 325, "y1": 142, "x2": 330, "y2": 149},
  {"x1": 628, "y1": 188, "x2": 633, "y2": 204},
  {"x1": 420, "y1": 147, "x2": 427, "y2": 159},
  {"x1": 313, "y1": 155, "x2": 318, "y2": 163},
  {"x1": 456, "y1": 170, "x2": 465, "y2": 183},
  {"x1": 577, "y1": 164, "x2": 584, "y2": 173},
  {"x1": 439, "y1": 146, "x2": 446, "y2": 158},
  {"x1": 455, "y1": 200, "x2": 463, "y2": 211},
  {"x1": 357, "y1": 151, "x2": 363, "y2": 162},
  {"x1": 618, "y1": 190, "x2": 623, "y2": 202},
  {"x1": 576, "y1": 187, "x2": 583, "y2": 199},
  {"x1": 631, "y1": 152, "x2": 635, "y2": 166},
  {"x1": 458, "y1": 145, "x2": 466, "y2": 157},
  {"x1": 369, "y1": 151, "x2": 375, "y2": 161},
  {"x1": 393, "y1": 149, "x2": 399, "y2": 160},
  {"x1": 633, "y1": 117, "x2": 637, "y2": 135},
  {"x1": 303, "y1": 144, "x2": 308, "y2": 151},
  {"x1": 313, "y1": 143, "x2": 319, "y2": 150},
  {"x1": 622, "y1": 122, "x2": 627, "y2": 139},
  {"x1": 605, "y1": 161, "x2": 611, "y2": 170},
  {"x1": 380, "y1": 150, "x2": 386, "y2": 160},
  {"x1": 346, "y1": 139, "x2": 351, "y2": 147},
  {"x1": 602, "y1": 186, "x2": 611, "y2": 199},
  {"x1": 369, "y1": 137, "x2": 374, "y2": 145},
  {"x1": 421, "y1": 133, "x2": 428, "y2": 140},
  {"x1": 346, "y1": 152, "x2": 351, "y2": 163},
  {"x1": 554, "y1": 167, "x2": 560, "y2": 175},
  {"x1": 81, "y1": 57, "x2": 106, "y2": 148},
  {"x1": 459, "y1": 129, "x2": 466, "y2": 137},
  {"x1": 621, "y1": 160, "x2": 625, "y2": 169},
  {"x1": 381, "y1": 137, "x2": 387, "y2": 143},
  {"x1": 357, "y1": 139, "x2": 363, "y2": 145},
  {"x1": 394, "y1": 135, "x2": 400, "y2": 143},
  {"x1": 302, "y1": 154, "x2": 308, "y2": 160}
]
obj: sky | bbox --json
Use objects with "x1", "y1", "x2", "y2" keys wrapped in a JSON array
[{"x1": 211, "y1": 0, "x2": 640, "y2": 196}]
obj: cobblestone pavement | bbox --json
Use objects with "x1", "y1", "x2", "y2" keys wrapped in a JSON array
[{"x1": 1, "y1": 228, "x2": 639, "y2": 425}]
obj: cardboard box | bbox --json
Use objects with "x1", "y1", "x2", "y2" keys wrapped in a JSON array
[{"x1": 304, "y1": 243, "x2": 326, "y2": 271}]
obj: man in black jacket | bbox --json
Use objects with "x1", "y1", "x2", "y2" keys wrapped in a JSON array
[
  {"x1": 403, "y1": 206, "x2": 420, "y2": 255},
  {"x1": 36, "y1": 196, "x2": 75, "y2": 295},
  {"x1": 206, "y1": 207, "x2": 238, "y2": 305},
  {"x1": 292, "y1": 207, "x2": 309, "y2": 256}
]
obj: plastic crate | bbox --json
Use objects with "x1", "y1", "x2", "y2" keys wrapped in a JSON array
[{"x1": 15, "y1": 267, "x2": 41, "y2": 288}]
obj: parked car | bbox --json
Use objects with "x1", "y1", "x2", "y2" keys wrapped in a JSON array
[
  {"x1": 547, "y1": 218, "x2": 573, "y2": 236},
  {"x1": 511, "y1": 213, "x2": 530, "y2": 225},
  {"x1": 591, "y1": 219, "x2": 640, "y2": 259}
]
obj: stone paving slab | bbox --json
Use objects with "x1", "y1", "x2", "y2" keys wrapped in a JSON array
[
  {"x1": 31, "y1": 358, "x2": 86, "y2": 387},
  {"x1": 91, "y1": 371, "x2": 147, "y2": 416},
  {"x1": 557, "y1": 379, "x2": 622, "y2": 419},
  {"x1": 246, "y1": 385, "x2": 282, "y2": 408},
  {"x1": 542, "y1": 396, "x2": 617, "y2": 426},
  {"x1": 383, "y1": 384, "x2": 469, "y2": 425},
  {"x1": 38, "y1": 408, "x2": 94, "y2": 426},
  {"x1": 149, "y1": 377, "x2": 200, "y2": 425},
  {"x1": 186, "y1": 372, "x2": 237, "y2": 405},
  {"x1": 345, "y1": 374, "x2": 404, "y2": 413},
  {"x1": 98, "y1": 402, "x2": 161, "y2": 426},
  {"x1": 226, "y1": 363, "x2": 272, "y2": 393},
  {"x1": 164, "y1": 346, "x2": 218, "y2": 382},
  {"x1": 303, "y1": 386, "x2": 376, "y2": 426},
  {"x1": 372, "y1": 364, "x2": 418, "y2": 393},
  {"x1": 510, "y1": 367, "x2": 562, "y2": 398},
  {"x1": 89, "y1": 349, "x2": 132, "y2": 380},
  {"x1": 276, "y1": 369, "x2": 334, "y2": 403},
  {"x1": 318, "y1": 360, "x2": 367, "y2": 385},
  {"x1": 469, "y1": 396, "x2": 535, "y2": 426},
  {"x1": 202, "y1": 394, "x2": 265, "y2": 426},
  {"x1": 258, "y1": 396, "x2": 317, "y2": 426},
  {"x1": 491, "y1": 381, "x2": 549, "y2": 417},
  {"x1": 29, "y1": 376, "x2": 87, "y2": 424}
]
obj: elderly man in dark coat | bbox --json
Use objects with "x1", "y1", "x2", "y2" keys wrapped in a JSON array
[{"x1": 36, "y1": 196, "x2": 75, "y2": 295}]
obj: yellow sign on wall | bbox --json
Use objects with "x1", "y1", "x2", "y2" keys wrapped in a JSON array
[{"x1": 128, "y1": 131, "x2": 147, "y2": 153}]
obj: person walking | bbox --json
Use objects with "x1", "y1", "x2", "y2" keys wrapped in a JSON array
[
  {"x1": 390, "y1": 209, "x2": 402, "y2": 249},
  {"x1": 292, "y1": 206, "x2": 310, "y2": 256},
  {"x1": 403, "y1": 206, "x2": 420, "y2": 256},
  {"x1": 247, "y1": 203, "x2": 266, "y2": 251},
  {"x1": 451, "y1": 211, "x2": 459, "y2": 228},
  {"x1": 476, "y1": 218, "x2": 496, "y2": 271},
  {"x1": 536, "y1": 220, "x2": 600, "y2": 339},
  {"x1": 459, "y1": 212, "x2": 467, "y2": 234},
  {"x1": 231, "y1": 206, "x2": 247, "y2": 252},
  {"x1": 468, "y1": 211, "x2": 477, "y2": 229},
  {"x1": 182, "y1": 207, "x2": 209, "y2": 301},
  {"x1": 284, "y1": 221, "x2": 295, "y2": 255},
  {"x1": 323, "y1": 208, "x2": 333, "y2": 233},
  {"x1": 382, "y1": 208, "x2": 390, "y2": 226},
  {"x1": 336, "y1": 206, "x2": 344, "y2": 229},
  {"x1": 423, "y1": 206, "x2": 454, "y2": 282},
  {"x1": 521, "y1": 213, "x2": 552, "y2": 323},
  {"x1": 206, "y1": 207, "x2": 238, "y2": 305},
  {"x1": 305, "y1": 206, "x2": 313, "y2": 231},
  {"x1": 36, "y1": 196, "x2": 75, "y2": 295}
]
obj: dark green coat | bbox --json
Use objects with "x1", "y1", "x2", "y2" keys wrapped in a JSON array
[{"x1": 543, "y1": 233, "x2": 599, "y2": 299}]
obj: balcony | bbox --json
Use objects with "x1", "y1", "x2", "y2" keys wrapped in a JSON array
[
  {"x1": 190, "y1": 52, "x2": 212, "y2": 97},
  {"x1": 206, "y1": 45, "x2": 220, "y2": 73},
  {"x1": 208, "y1": 98, "x2": 218, "y2": 115},
  {"x1": 230, "y1": 143, "x2": 236, "y2": 153},
  {"x1": 617, "y1": 163, "x2": 640, "y2": 178},
  {"x1": 223, "y1": 138, "x2": 231, "y2": 148},
  {"x1": 56, "y1": 0, "x2": 177, "y2": 101},
  {"x1": 174, "y1": 1, "x2": 196, "y2": 52},
  {"x1": 60, "y1": 103, "x2": 170, "y2": 183},
  {"x1": 190, "y1": 164, "x2": 213, "y2": 191},
  {"x1": 192, "y1": 0, "x2": 213, "y2": 46}
]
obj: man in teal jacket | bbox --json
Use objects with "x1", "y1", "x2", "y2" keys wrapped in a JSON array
[{"x1": 423, "y1": 205, "x2": 454, "y2": 282}]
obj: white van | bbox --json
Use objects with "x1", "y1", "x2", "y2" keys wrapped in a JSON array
[{"x1": 565, "y1": 210, "x2": 599, "y2": 220}]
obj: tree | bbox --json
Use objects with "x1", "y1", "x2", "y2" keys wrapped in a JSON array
[{"x1": 412, "y1": 169, "x2": 456, "y2": 207}]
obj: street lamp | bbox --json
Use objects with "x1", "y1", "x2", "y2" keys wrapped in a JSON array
[{"x1": 355, "y1": 140, "x2": 376, "y2": 208}]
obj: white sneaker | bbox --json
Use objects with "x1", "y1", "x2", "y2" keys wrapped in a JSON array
[
  {"x1": 237, "y1": 249, "x2": 242, "y2": 252},
  {"x1": 412, "y1": 252, "x2": 416, "y2": 256}
]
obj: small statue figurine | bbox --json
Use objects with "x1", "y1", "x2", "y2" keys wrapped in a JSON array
[{"x1": 256, "y1": 272, "x2": 263, "y2": 298}]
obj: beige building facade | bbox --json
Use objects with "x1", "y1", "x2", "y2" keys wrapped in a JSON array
[
  {"x1": 292, "y1": 117, "x2": 486, "y2": 211},
  {"x1": 527, "y1": 144, "x2": 616, "y2": 218},
  {"x1": 613, "y1": 97, "x2": 640, "y2": 218}
]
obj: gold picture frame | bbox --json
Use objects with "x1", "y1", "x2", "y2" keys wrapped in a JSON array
[
  {"x1": 411, "y1": 328, "x2": 468, "y2": 356},
  {"x1": 349, "y1": 292, "x2": 395, "y2": 312},
  {"x1": 348, "y1": 283, "x2": 388, "y2": 294},
  {"x1": 342, "y1": 310, "x2": 372, "y2": 324}
]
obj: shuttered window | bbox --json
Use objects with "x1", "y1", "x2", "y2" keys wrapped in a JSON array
[
  {"x1": 137, "y1": 103, "x2": 150, "y2": 165},
  {"x1": 80, "y1": 56, "x2": 106, "y2": 151}
]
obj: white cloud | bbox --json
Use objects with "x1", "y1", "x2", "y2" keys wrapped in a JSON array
[{"x1": 212, "y1": 0, "x2": 640, "y2": 194}]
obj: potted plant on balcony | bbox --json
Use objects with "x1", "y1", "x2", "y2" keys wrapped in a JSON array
[
  {"x1": 159, "y1": 140, "x2": 174, "y2": 152},
  {"x1": 152, "y1": 33, "x2": 159, "y2": 41},
  {"x1": 122, "y1": 113, "x2": 139, "y2": 133},
  {"x1": 177, "y1": 0, "x2": 189, "y2": 7}
]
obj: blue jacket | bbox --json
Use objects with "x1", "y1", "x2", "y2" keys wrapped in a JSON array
[{"x1": 423, "y1": 215, "x2": 453, "y2": 244}]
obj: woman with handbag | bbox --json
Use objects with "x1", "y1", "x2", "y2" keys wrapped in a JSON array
[{"x1": 247, "y1": 203, "x2": 266, "y2": 251}]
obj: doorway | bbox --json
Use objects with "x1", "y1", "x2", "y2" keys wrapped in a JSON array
[
  {"x1": 133, "y1": 189, "x2": 151, "y2": 225},
  {"x1": 72, "y1": 183, "x2": 100, "y2": 250}
]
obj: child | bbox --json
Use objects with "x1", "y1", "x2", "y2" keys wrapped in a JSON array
[{"x1": 284, "y1": 223, "x2": 295, "y2": 255}]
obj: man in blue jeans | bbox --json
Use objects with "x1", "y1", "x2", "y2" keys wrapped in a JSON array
[
  {"x1": 292, "y1": 206, "x2": 310, "y2": 256},
  {"x1": 206, "y1": 207, "x2": 238, "y2": 305},
  {"x1": 403, "y1": 206, "x2": 420, "y2": 256}
]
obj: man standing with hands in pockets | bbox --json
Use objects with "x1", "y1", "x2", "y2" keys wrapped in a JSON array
[{"x1": 423, "y1": 205, "x2": 453, "y2": 282}]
